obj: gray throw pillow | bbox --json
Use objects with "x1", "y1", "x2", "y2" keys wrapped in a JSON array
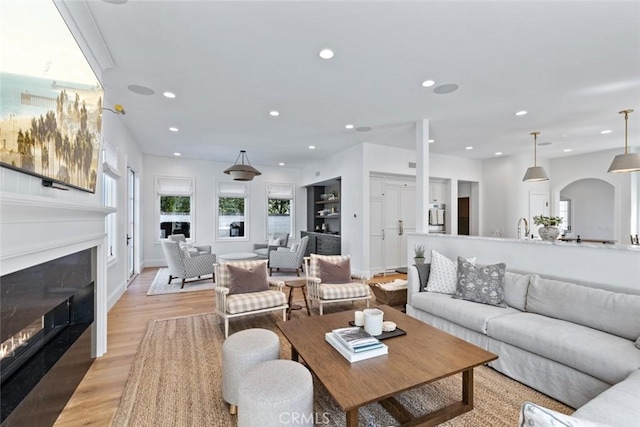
[
  {"x1": 415, "y1": 263, "x2": 431, "y2": 291},
  {"x1": 318, "y1": 257, "x2": 351, "y2": 283},
  {"x1": 226, "y1": 263, "x2": 269, "y2": 295},
  {"x1": 453, "y1": 257, "x2": 507, "y2": 307}
]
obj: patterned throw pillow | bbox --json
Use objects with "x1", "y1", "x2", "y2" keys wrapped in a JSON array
[
  {"x1": 226, "y1": 263, "x2": 269, "y2": 295},
  {"x1": 268, "y1": 238, "x2": 281, "y2": 246},
  {"x1": 519, "y1": 402, "x2": 610, "y2": 427},
  {"x1": 453, "y1": 257, "x2": 507, "y2": 307},
  {"x1": 425, "y1": 250, "x2": 475, "y2": 294},
  {"x1": 318, "y1": 257, "x2": 351, "y2": 284}
]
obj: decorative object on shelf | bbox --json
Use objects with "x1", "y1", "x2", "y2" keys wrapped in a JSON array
[
  {"x1": 630, "y1": 235, "x2": 639, "y2": 245},
  {"x1": 328, "y1": 191, "x2": 338, "y2": 200},
  {"x1": 523, "y1": 131, "x2": 549, "y2": 182},
  {"x1": 608, "y1": 109, "x2": 640, "y2": 173},
  {"x1": 224, "y1": 150, "x2": 261, "y2": 181},
  {"x1": 414, "y1": 244, "x2": 425, "y2": 264},
  {"x1": 533, "y1": 215, "x2": 563, "y2": 241}
]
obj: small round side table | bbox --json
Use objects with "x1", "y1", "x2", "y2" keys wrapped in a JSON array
[{"x1": 283, "y1": 278, "x2": 311, "y2": 319}]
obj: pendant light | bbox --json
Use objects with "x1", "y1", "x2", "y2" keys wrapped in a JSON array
[
  {"x1": 224, "y1": 150, "x2": 262, "y2": 181},
  {"x1": 608, "y1": 109, "x2": 640, "y2": 173},
  {"x1": 522, "y1": 131, "x2": 549, "y2": 182}
]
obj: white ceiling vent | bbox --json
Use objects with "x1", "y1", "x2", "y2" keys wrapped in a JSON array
[
  {"x1": 315, "y1": 171, "x2": 321, "y2": 177},
  {"x1": 408, "y1": 162, "x2": 416, "y2": 169}
]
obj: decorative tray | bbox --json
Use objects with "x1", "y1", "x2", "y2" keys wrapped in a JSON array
[{"x1": 348, "y1": 321, "x2": 407, "y2": 340}]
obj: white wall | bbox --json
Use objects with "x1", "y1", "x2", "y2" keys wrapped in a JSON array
[
  {"x1": 482, "y1": 152, "x2": 552, "y2": 238},
  {"x1": 143, "y1": 155, "x2": 305, "y2": 267},
  {"x1": 560, "y1": 178, "x2": 615, "y2": 240}
]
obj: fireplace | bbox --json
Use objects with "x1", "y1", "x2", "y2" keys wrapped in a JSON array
[{"x1": 1, "y1": 249, "x2": 96, "y2": 426}]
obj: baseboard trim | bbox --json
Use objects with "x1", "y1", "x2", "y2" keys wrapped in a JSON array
[
  {"x1": 144, "y1": 258, "x2": 168, "y2": 268},
  {"x1": 107, "y1": 280, "x2": 127, "y2": 311}
]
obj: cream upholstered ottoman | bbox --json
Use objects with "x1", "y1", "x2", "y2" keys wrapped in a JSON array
[
  {"x1": 222, "y1": 328, "x2": 280, "y2": 414},
  {"x1": 238, "y1": 359, "x2": 313, "y2": 427}
]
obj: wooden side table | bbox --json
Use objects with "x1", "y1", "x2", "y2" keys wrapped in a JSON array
[{"x1": 283, "y1": 278, "x2": 311, "y2": 320}]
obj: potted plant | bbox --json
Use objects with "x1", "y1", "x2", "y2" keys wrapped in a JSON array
[
  {"x1": 414, "y1": 244, "x2": 426, "y2": 264},
  {"x1": 533, "y1": 215, "x2": 563, "y2": 241}
]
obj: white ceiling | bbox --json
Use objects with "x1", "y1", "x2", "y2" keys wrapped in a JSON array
[{"x1": 60, "y1": 0, "x2": 640, "y2": 168}]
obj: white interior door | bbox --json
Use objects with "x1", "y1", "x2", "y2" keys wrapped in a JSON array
[
  {"x1": 369, "y1": 199, "x2": 384, "y2": 273},
  {"x1": 383, "y1": 186, "x2": 402, "y2": 269},
  {"x1": 127, "y1": 168, "x2": 136, "y2": 282},
  {"x1": 399, "y1": 187, "x2": 416, "y2": 263}
]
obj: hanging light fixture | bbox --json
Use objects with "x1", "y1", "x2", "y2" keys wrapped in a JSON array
[
  {"x1": 522, "y1": 131, "x2": 549, "y2": 182},
  {"x1": 224, "y1": 150, "x2": 262, "y2": 181},
  {"x1": 608, "y1": 109, "x2": 640, "y2": 173}
]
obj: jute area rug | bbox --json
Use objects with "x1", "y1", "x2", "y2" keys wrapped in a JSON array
[
  {"x1": 113, "y1": 305, "x2": 573, "y2": 427},
  {"x1": 146, "y1": 268, "x2": 215, "y2": 296}
]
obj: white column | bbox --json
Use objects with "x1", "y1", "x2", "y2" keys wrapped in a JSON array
[{"x1": 416, "y1": 119, "x2": 430, "y2": 233}]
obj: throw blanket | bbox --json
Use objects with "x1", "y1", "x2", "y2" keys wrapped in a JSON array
[{"x1": 379, "y1": 279, "x2": 408, "y2": 291}]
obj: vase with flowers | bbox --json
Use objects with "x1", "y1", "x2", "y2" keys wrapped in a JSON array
[{"x1": 533, "y1": 215, "x2": 563, "y2": 241}]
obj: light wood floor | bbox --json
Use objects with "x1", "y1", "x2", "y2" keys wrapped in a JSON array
[{"x1": 53, "y1": 268, "x2": 406, "y2": 426}]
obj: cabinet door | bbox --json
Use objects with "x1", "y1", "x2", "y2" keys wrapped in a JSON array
[
  {"x1": 317, "y1": 236, "x2": 340, "y2": 255},
  {"x1": 369, "y1": 198, "x2": 384, "y2": 274},
  {"x1": 370, "y1": 177, "x2": 384, "y2": 198}
]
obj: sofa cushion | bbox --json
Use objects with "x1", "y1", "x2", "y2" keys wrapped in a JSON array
[
  {"x1": 519, "y1": 402, "x2": 611, "y2": 427},
  {"x1": 572, "y1": 369, "x2": 640, "y2": 427},
  {"x1": 425, "y1": 250, "x2": 476, "y2": 294},
  {"x1": 503, "y1": 272, "x2": 531, "y2": 311},
  {"x1": 319, "y1": 283, "x2": 370, "y2": 300},
  {"x1": 226, "y1": 290, "x2": 287, "y2": 314},
  {"x1": 411, "y1": 292, "x2": 518, "y2": 334},
  {"x1": 453, "y1": 258, "x2": 507, "y2": 307},
  {"x1": 487, "y1": 312, "x2": 640, "y2": 384},
  {"x1": 526, "y1": 276, "x2": 640, "y2": 341}
]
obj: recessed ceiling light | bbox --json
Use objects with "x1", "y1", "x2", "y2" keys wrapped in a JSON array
[
  {"x1": 563, "y1": 149, "x2": 572, "y2": 152},
  {"x1": 433, "y1": 83, "x2": 459, "y2": 95},
  {"x1": 495, "y1": 152, "x2": 503, "y2": 156},
  {"x1": 173, "y1": 152, "x2": 181, "y2": 156},
  {"x1": 345, "y1": 124, "x2": 354, "y2": 129},
  {"x1": 169, "y1": 127, "x2": 178, "y2": 132},
  {"x1": 308, "y1": 145, "x2": 316, "y2": 150},
  {"x1": 279, "y1": 162, "x2": 285, "y2": 166},
  {"x1": 421, "y1": 80, "x2": 435, "y2": 88},
  {"x1": 163, "y1": 91, "x2": 176, "y2": 99},
  {"x1": 269, "y1": 110, "x2": 280, "y2": 117},
  {"x1": 318, "y1": 49, "x2": 335, "y2": 60},
  {"x1": 515, "y1": 110, "x2": 528, "y2": 116},
  {"x1": 465, "y1": 146, "x2": 473, "y2": 150},
  {"x1": 601, "y1": 129, "x2": 612, "y2": 134},
  {"x1": 428, "y1": 139, "x2": 434, "y2": 143}
]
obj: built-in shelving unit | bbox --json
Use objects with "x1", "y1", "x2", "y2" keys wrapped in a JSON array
[{"x1": 305, "y1": 179, "x2": 341, "y2": 255}]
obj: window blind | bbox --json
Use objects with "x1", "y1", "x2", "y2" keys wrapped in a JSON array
[
  {"x1": 157, "y1": 177, "x2": 193, "y2": 196},
  {"x1": 102, "y1": 138, "x2": 121, "y2": 178},
  {"x1": 218, "y1": 181, "x2": 247, "y2": 197},
  {"x1": 267, "y1": 183, "x2": 294, "y2": 199}
]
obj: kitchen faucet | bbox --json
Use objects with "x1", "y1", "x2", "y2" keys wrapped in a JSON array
[{"x1": 517, "y1": 217, "x2": 530, "y2": 239}]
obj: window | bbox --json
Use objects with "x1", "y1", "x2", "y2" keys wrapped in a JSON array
[
  {"x1": 217, "y1": 181, "x2": 248, "y2": 240},
  {"x1": 559, "y1": 199, "x2": 572, "y2": 234},
  {"x1": 157, "y1": 176, "x2": 194, "y2": 240},
  {"x1": 266, "y1": 183, "x2": 294, "y2": 238},
  {"x1": 102, "y1": 139, "x2": 119, "y2": 262}
]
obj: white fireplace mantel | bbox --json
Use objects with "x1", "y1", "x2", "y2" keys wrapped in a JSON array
[{"x1": 0, "y1": 191, "x2": 116, "y2": 356}]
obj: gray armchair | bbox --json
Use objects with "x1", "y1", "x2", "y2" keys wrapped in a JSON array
[
  {"x1": 253, "y1": 232, "x2": 289, "y2": 258},
  {"x1": 160, "y1": 240, "x2": 216, "y2": 288},
  {"x1": 168, "y1": 233, "x2": 212, "y2": 256},
  {"x1": 268, "y1": 236, "x2": 308, "y2": 276}
]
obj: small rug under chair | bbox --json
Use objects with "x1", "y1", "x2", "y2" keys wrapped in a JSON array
[
  {"x1": 146, "y1": 268, "x2": 215, "y2": 296},
  {"x1": 113, "y1": 305, "x2": 573, "y2": 426}
]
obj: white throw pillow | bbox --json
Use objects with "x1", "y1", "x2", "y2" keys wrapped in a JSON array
[
  {"x1": 268, "y1": 238, "x2": 281, "y2": 246},
  {"x1": 289, "y1": 243, "x2": 299, "y2": 252},
  {"x1": 519, "y1": 402, "x2": 611, "y2": 427},
  {"x1": 425, "y1": 250, "x2": 475, "y2": 294}
]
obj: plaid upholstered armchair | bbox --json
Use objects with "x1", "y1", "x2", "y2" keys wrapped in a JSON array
[
  {"x1": 214, "y1": 260, "x2": 288, "y2": 338},
  {"x1": 160, "y1": 240, "x2": 216, "y2": 289},
  {"x1": 304, "y1": 254, "x2": 371, "y2": 315}
]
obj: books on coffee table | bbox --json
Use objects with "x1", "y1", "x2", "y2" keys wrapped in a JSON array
[
  {"x1": 325, "y1": 329, "x2": 388, "y2": 363},
  {"x1": 332, "y1": 327, "x2": 382, "y2": 352}
]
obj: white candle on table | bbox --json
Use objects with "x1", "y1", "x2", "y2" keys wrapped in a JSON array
[{"x1": 354, "y1": 311, "x2": 364, "y2": 326}]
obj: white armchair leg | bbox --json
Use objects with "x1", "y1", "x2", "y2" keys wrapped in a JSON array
[
  {"x1": 282, "y1": 308, "x2": 287, "y2": 321},
  {"x1": 224, "y1": 318, "x2": 229, "y2": 338},
  {"x1": 319, "y1": 304, "x2": 323, "y2": 316}
]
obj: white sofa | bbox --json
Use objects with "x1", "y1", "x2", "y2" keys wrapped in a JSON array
[{"x1": 406, "y1": 264, "x2": 640, "y2": 426}]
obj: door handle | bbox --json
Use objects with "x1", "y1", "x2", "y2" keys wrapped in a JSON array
[
  {"x1": 382, "y1": 229, "x2": 385, "y2": 240},
  {"x1": 398, "y1": 220, "x2": 404, "y2": 236},
  {"x1": 126, "y1": 234, "x2": 132, "y2": 246}
]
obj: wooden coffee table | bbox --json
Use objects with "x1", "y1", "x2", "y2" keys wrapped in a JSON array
[{"x1": 277, "y1": 305, "x2": 498, "y2": 427}]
